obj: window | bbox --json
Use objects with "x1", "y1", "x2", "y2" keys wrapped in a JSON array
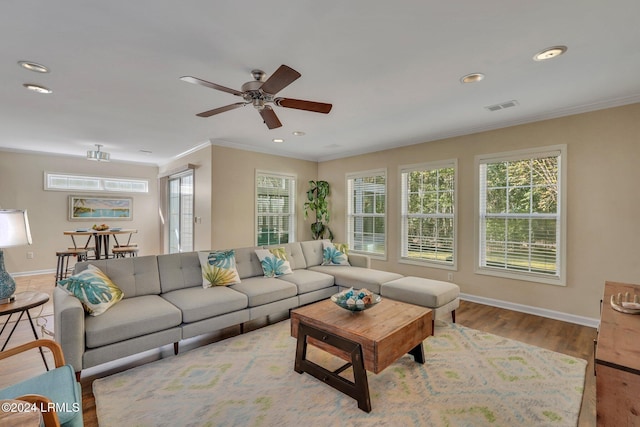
[
  {"x1": 347, "y1": 169, "x2": 386, "y2": 257},
  {"x1": 256, "y1": 171, "x2": 295, "y2": 245},
  {"x1": 400, "y1": 160, "x2": 456, "y2": 268},
  {"x1": 477, "y1": 146, "x2": 566, "y2": 285},
  {"x1": 45, "y1": 172, "x2": 148, "y2": 193},
  {"x1": 167, "y1": 170, "x2": 193, "y2": 253}
]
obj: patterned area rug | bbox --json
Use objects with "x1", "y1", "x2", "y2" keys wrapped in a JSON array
[{"x1": 93, "y1": 319, "x2": 586, "y2": 426}]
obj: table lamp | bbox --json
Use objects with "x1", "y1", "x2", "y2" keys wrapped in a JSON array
[{"x1": 0, "y1": 209, "x2": 32, "y2": 304}]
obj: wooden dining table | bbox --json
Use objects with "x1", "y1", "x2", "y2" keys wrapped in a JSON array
[{"x1": 63, "y1": 228, "x2": 137, "y2": 260}]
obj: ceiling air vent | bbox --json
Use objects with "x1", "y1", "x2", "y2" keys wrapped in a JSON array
[{"x1": 485, "y1": 100, "x2": 519, "y2": 112}]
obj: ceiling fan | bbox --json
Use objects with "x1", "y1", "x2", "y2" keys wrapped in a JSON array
[{"x1": 180, "y1": 65, "x2": 332, "y2": 129}]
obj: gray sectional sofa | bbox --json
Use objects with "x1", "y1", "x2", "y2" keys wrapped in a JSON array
[{"x1": 54, "y1": 240, "x2": 410, "y2": 376}]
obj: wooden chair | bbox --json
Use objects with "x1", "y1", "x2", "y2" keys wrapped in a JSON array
[{"x1": 0, "y1": 339, "x2": 83, "y2": 426}]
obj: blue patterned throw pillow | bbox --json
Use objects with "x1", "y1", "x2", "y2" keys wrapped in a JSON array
[
  {"x1": 255, "y1": 247, "x2": 293, "y2": 277},
  {"x1": 198, "y1": 250, "x2": 241, "y2": 287},
  {"x1": 322, "y1": 241, "x2": 350, "y2": 266},
  {"x1": 57, "y1": 264, "x2": 124, "y2": 316}
]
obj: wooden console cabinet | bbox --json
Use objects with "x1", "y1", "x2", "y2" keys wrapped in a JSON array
[{"x1": 595, "y1": 281, "x2": 640, "y2": 426}]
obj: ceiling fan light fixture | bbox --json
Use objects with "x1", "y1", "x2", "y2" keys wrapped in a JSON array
[
  {"x1": 23, "y1": 83, "x2": 52, "y2": 94},
  {"x1": 87, "y1": 144, "x2": 110, "y2": 162},
  {"x1": 18, "y1": 60, "x2": 49, "y2": 73},
  {"x1": 460, "y1": 73, "x2": 485, "y2": 84},
  {"x1": 533, "y1": 45, "x2": 567, "y2": 61}
]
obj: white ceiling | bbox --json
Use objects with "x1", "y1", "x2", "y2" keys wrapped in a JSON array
[{"x1": 2, "y1": 1, "x2": 639, "y2": 166}]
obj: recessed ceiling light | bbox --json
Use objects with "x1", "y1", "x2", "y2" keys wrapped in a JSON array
[
  {"x1": 272, "y1": 138, "x2": 284, "y2": 143},
  {"x1": 23, "y1": 83, "x2": 52, "y2": 94},
  {"x1": 460, "y1": 73, "x2": 485, "y2": 84},
  {"x1": 533, "y1": 46, "x2": 567, "y2": 61},
  {"x1": 18, "y1": 60, "x2": 49, "y2": 73},
  {"x1": 292, "y1": 131, "x2": 306, "y2": 136}
]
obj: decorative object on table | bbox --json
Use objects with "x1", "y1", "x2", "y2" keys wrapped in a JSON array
[
  {"x1": 69, "y1": 195, "x2": 132, "y2": 220},
  {"x1": 331, "y1": 287, "x2": 381, "y2": 312},
  {"x1": 610, "y1": 292, "x2": 640, "y2": 314},
  {"x1": 87, "y1": 143, "x2": 110, "y2": 161},
  {"x1": 0, "y1": 209, "x2": 32, "y2": 304},
  {"x1": 303, "y1": 180, "x2": 333, "y2": 240},
  {"x1": 92, "y1": 223, "x2": 109, "y2": 231}
]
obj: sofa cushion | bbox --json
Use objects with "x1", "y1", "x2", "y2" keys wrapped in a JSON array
[
  {"x1": 162, "y1": 286, "x2": 248, "y2": 323},
  {"x1": 322, "y1": 241, "x2": 350, "y2": 266},
  {"x1": 57, "y1": 264, "x2": 124, "y2": 316},
  {"x1": 308, "y1": 265, "x2": 403, "y2": 294},
  {"x1": 158, "y1": 252, "x2": 202, "y2": 293},
  {"x1": 381, "y1": 277, "x2": 460, "y2": 308},
  {"x1": 255, "y1": 248, "x2": 293, "y2": 277},
  {"x1": 198, "y1": 250, "x2": 241, "y2": 287},
  {"x1": 300, "y1": 240, "x2": 326, "y2": 267},
  {"x1": 276, "y1": 269, "x2": 335, "y2": 294},
  {"x1": 75, "y1": 255, "x2": 161, "y2": 298},
  {"x1": 234, "y1": 246, "x2": 265, "y2": 279},
  {"x1": 85, "y1": 295, "x2": 182, "y2": 348},
  {"x1": 230, "y1": 276, "x2": 297, "y2": 307}
]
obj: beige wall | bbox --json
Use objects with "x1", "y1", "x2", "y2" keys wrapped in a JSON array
[
  {"x1": 319, "y1": 103, "x2": 640, "y2": 319},
  {"x1": 3, "y1": 103, "x2": 638, "y2": 320},
  {"x1": 210, "y1": 145, "x2": 318, "y2": 249},
  {"x1": 0, "y1": 151, "x2": 160, "y2": 274}
]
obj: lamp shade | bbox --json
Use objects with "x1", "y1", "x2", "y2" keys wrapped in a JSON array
[{"x1": 0, "y1": 209, "x2": 32, "y2": 248}]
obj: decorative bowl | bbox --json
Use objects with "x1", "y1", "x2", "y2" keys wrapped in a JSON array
[{"x1": 331, "y1": 288, "x2": 381, "y2": 312}]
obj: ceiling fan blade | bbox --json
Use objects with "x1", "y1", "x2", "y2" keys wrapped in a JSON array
[
  {"x1": 259, "y1": 106, "x2": 283, "y2": 129},
  {"x1": 196, "y1": 102, "x2": 246, "y2": 117},
  {"x1": 180, "y1": 76, "x2": 244, "y2": 97},
  {"x1": 274, "y1": 98, "x2": 332, "y2": 114},
  {"x1": 260, "y1": 65, "x2": 301, "y2": 95}
]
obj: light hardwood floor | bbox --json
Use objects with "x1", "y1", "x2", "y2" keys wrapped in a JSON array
[{"x1": 1, "y1": 273, "x2": 597, "y2": 426}]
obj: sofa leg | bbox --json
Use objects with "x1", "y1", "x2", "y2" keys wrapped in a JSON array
[
  {"x1": 431, "y1": 319, "x2": 435, "y2": 335},
  {"x1": 174, "y1": 342, "x2": 179, "y2": 355},
  {"x1": 452, "y1": 309, "x2": 456, "y2": 323}
]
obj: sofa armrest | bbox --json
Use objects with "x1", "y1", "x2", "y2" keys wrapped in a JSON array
[
  {"x1": 53, "y1": 287, "x2": 85, "y2": 373},
  {"x1": 348, "y1": 253, "x2": 371, "y2": 268}
]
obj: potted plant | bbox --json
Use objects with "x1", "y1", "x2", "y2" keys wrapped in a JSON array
[{"x1": 303, "y1": 180, "x2": 333, "y2": 240}]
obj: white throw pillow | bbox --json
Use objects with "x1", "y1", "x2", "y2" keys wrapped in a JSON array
[
  {"x1": 255, "y1": 247, "x2": 293, "y2": 277},
  {"x1": 321, "y1": 241, "x2": 350, "y2": 266},
  {"x1": 198, "y1": 250, "x2": 241, "y2": 287}
]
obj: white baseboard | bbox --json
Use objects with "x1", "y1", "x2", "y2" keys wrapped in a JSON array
[
  {"x1": 460, "y1": 293, "x2": 600, "y2": 329},
  {"x1": 12, "y1": 269, "x2": 55, "y2": 277}
]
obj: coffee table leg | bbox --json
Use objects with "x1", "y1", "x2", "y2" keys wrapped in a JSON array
[
  {"x1": 294, "y1": 322, "x2": 372, "y2": 412},
  {"x1": 408, "y1": 342, "x2": 425, "y2": 364}
]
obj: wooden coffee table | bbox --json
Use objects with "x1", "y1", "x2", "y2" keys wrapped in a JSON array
[{"x1": 291, "y1": 298, "x2": 432, "y2": 412}]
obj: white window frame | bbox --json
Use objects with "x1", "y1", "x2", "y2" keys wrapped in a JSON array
[
  {"x1": 475, "y1": 145, "x2": 567, "y2": 286},
  {"x1": 399, "y1": 159, "x2": 457, "y2": 270},
  {"x1": 346, "y1": 168, "x2": 387, "y2": 259},
  {"x1": 255, "y1": 170, "x2": 296, "y2": 246},
  {"x1": 45, "y1": 172, "x2": 149, "y2": 193}
]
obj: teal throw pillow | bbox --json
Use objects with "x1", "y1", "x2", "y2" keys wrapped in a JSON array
[
  {"x1": 255, "y1": 247, "x2": 293, "y2": 277},
  {"x1": 57, "y1": 264, "x2": 124, "y2": 316},
  {"x1": 322, "y1": 241, "x2": 350, "y2": 266}
]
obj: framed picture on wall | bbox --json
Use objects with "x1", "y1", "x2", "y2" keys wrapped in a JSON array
[{"x1": 69, "y1": 196, "x2": 133, "y2": 220}]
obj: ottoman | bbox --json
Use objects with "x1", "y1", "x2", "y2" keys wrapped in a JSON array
[{"x1": 381, "y1": 276, "x2": 460, "y2": 331}]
